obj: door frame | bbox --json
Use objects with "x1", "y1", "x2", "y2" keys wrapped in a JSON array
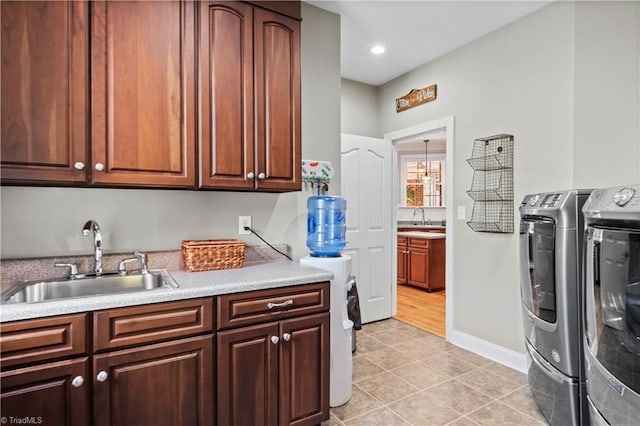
[{"x1": 384, "y1": 115, "x2": 455, "y2": 339}]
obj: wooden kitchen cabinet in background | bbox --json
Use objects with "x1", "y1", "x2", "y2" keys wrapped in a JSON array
[
  {"x1": 397, "y1": 237, "x2": 445, "y2": 292},
  {"x1": 199, "y1": 1, "x2": 301, "y2": 191},
  {"x1": 0, "y1": 1, "x2": 88, "y2": 184}
]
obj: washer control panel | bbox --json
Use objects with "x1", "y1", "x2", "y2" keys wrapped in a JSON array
[{"x1": 613, "y1": 187, "x2": 636, "y2": 207}]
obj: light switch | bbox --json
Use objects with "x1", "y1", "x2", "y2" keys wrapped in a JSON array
[{"x1": 457, "y1": 206, "x2": 466, "y2": 220}]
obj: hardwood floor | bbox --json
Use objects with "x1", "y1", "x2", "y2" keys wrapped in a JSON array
[{"x1": 393, "y1": 283, "x2": 445, "y2": 337}]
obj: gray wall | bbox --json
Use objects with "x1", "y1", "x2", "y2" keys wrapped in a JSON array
[
  {"x1": 373, "y1": 1, "x2": 639, "y2": 353},
  {"x1": 341, "y1": 78, "x2": 379, "y2": 137},
  {"x1": 0, "y1": 3, "x2": 341, "y2": 262}
]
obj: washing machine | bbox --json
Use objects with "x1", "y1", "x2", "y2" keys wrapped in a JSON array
[
  {"x1": 300, "y1": 254, "x2": 353, "y2": 407},
  {"x1": 519, "y1": 189, "x2": 592, "y2": 425},
  {"x1": 583, "y1": 185, "x2": 640, "y2": 425}
]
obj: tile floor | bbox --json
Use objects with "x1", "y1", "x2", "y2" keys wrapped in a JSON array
[{"x1": 323, "y1": 318, "x2": 549, "y2": 426}]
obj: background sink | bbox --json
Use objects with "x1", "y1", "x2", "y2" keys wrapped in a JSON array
[{"x1": 1, "y1": 270, "x2": 179, "y2": 304}]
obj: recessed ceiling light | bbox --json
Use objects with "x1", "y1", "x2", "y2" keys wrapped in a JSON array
[{"x1": 371, "y1": 45, "x2": 386, "y2": 55}]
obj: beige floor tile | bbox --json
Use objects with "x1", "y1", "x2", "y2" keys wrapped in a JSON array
[
  {"x1": 424, "y1": 379, "x2": 493, "y2": 415},
  {"x1": 391, "y1": 337, "x2": 446, "y2": 360},
  {"x1": 331, "y1": 385, "x2": 383, "y2": 422},
  {"x1": 374, "y1": 329, "x2": 419, "y2": 346},
  {"x1": 353, "y1": 356, "x2": 386, "y2": 383},
  {"x1": 353, "y1": 334, "x2": 389, "y2": 356},
  {"x1": 422, "y1": 352, "x2": 479, "y2": 377},
  {"x1": 388, "y1": 392, "x2": 461, "y2": 426},
  {"x1": 344, "y1": 406, "x2": 412, "y2": 425},
  {"x1": 362, "y1": 318, "x2": 405, "y2": 334},
  {"x1": 466, "y1": 401, "x2": 547, "y2": 425},
  {"x1": 357, "y1": 371, "x2": 420, "y2": 404},
  {"x1": 390, "y1": 361, "x2": 452, "y2": 389},
  {"x1": 447, "y1": 347, "x2": 493, "y2": 367},
  {"x1": 445, "y1": 416, "x2": 480, "y2": 425},
  {"x1": 363, "y1": 346, "x2": 416, "y2": 370},
  {"x1": 500, "y1": 386, "x2": 548, "y2": 423},
  {"x1": 480, "y1": 362, "x2": 528, "y2": 385},
  {"x1": 458, "y1": 368, "x2": 524, "y2": 398}
]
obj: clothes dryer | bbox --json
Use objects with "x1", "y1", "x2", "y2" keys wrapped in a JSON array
[
  {"x1": 519, "y1": 189, "x2": 592, "y2": 425},
  {"x1": 583, "y1": 185, "x2": 640, "y2": 425}
]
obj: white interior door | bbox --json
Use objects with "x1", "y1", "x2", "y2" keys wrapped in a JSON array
[{"x1": 341, "y1": 133, "x2": 393, "y2": 323}]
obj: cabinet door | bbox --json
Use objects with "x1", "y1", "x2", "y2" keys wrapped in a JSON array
[
  {"x1": 279, "y1": 313, "x2": 330, "y2": 426},
  {"x1": 91, "y1": 1, "x2": 196, "y2": 187},
  {"x1": 199, "y1": 1, "x2": 255, "y2": 190},
  {"x1": 93, "y1": 335, "x2": 213, "y2": 426},
  {"x1": 217, "y1": 322, "x2": 279, "y2": 426},
  {"x1": 407, "y1": 247, "x2": 430, "y2": 289},
  {"x1": 1, "y1": 1, "x2": 88, "y2": 184},
  {"x1": 1, "y1": 357, "x2": 90, "y2": 426},
  {"x1": 254, "y1": 7, "x2": 301, "y2": 191},
  {"x1": 397, "y1": 243, "x2": 407, "y2": 284}
]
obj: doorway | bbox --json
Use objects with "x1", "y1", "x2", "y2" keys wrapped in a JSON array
[{"x1": 384, "y1": 116, "x2": 455, "y2": 339}]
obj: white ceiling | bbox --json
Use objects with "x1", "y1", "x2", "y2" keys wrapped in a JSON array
[{"x1": 307, "y1": 0, "x2": 552, "y2": 86}]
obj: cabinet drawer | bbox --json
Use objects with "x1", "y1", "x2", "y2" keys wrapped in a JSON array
[
  {"x1": 93, "y1": 298, "x2": 214, "y2": 351},
  {"x1": 217, "y1": 282, "x2": 329, "y2": 330},
  {"x1": 408, "y1": 238, "x2": 430, "y2": 248},
  {"x1": 398, "y1": 236, "x2": 408, "y2": 246},
  {"x1": 0, "y1": 314, "x2": 87, "y2": 369}
]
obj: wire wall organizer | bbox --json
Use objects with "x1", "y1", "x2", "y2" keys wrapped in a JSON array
[{"x1": 466, "y1": 134, "x2": 514, "y2": 233}]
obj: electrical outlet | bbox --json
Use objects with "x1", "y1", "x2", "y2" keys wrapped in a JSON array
[{"x1": 238, "y1": 216, "x2": 252, "y2": 235}]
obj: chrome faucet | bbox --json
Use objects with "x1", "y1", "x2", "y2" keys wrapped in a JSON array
[
  {"x1": 412, "y1": 207, "x2": 425, "y2": 225},
  {"x1": 82, "y1": 220, "x2": 103, "y2": 275}
]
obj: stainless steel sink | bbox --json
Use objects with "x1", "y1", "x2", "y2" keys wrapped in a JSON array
[{"x1": 1, "y1": 270, "x2": 179, "y2": 304}]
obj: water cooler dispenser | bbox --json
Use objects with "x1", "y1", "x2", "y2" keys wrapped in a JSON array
[{"x1": 300, "y1": 196, "x2": 353, "y2": 407}]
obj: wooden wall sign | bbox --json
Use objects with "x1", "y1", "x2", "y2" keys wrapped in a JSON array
[{"x1": 395, "y1": 84, "x2": 437, "y2": 112}]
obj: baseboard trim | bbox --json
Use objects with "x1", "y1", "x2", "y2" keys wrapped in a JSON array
[{"x1": 448, "y1": 329, "x2": 528, "y2": 374}]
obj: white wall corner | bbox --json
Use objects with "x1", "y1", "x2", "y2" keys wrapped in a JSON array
[{"x1": 448, "y1": 329, "x2": 528, "y2": 374}]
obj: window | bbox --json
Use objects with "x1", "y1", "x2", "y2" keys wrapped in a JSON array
[{"x1": 401, "y1": 154, "x2": 444, "y2": 207}]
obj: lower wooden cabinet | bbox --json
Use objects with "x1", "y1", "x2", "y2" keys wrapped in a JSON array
[
  {"x1": 217, "y1": 312, "x2": 329, "y2": 426},
  {"x1": 398, "y1": 236, "x2": 445, "y2": 291},
  {"x1": 93, "y1": 335, "x2": 214, "y2": 426},
  {"x1": 1, "y1": 357, "x2": 91, "y2": 426}
]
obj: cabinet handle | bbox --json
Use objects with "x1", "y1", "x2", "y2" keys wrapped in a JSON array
[
  {"x1": 267, "y1": 299, "x2": 294, "y2": 310},
  {"x1": 74, "y1": 162, "x2": 85, "y2": 170},
  {"x1": 96, "y1": 371, "x2": 108, "y2": 382},
  {"x1": 271, "y1": 336, "x2": 279, "y2": 344},
  {"x1": 282, "y1": 333, "x2": 291, "y2": 342},
  {"x1": 257, "y1": 172, "x2": 266, "y2": 180},
  {"x1": 247, "y1": 172, "x2": 255, "y2": 179},
  {"x1": 71, "y1": 376, "x2": 84, "y2": 387},
  {"x1": 95, "y1": 163, "x2": 105, "y2": 172}
]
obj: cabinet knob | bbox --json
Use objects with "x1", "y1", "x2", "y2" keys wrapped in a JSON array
[
  {"x1": 270, "y1": 336, "x2": 279, "y2": 344},
  {"x1": 247, "y1": 172, "x2": 255, "y2": 179},
  {"x1": 96, "y1": 371, "x2": 108, "y2": 382},
  {"x1": 257, "y1": 172, "x2": 266, "y2": 180},
  {"x1": 71, "y1": 376, "x2": 84, "y2": 387},
  {"x1": 282, "y1": 333, "x2": 291, "y2": 342},
  {"x1": 95, "y1": 163, "x2": 105, "y2": 172},
  {"x1": 74, "y1": 162, "x2": 85, "y2": 170}
]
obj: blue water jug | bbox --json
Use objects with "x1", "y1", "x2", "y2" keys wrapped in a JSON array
[{"x1": 306, "y1": 196, "x2": 347, "y2": 257}]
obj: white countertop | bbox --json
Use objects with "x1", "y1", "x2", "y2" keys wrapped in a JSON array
[
  {"x1": 397, "y1": 231, "x2": 446, "y2": 239},
  {"x1": 0, "y1": 262, "x2": 333, "y2": 323}
]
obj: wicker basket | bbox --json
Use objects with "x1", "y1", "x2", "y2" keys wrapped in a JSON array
[{"x1": 181, "y1": 239, "x2": 245, "y2": 272}]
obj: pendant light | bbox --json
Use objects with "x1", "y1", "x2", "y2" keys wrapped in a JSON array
[{"x1": 422, "y1": 139, "x2": 432, "y2": 182}]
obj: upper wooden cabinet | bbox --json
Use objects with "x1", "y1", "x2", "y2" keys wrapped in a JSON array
[
  {"x1": 91, "y1": 0, "x2": 196, "y2": 187},
  {"x1": 1, "y1": 1, "x2": 88, "y2": 184},
  {"x1": 1, "y1": 0, "x2": 300, "y2": 192},
  {"x1": 199, "y1": 1, "x2": 301, "y2": 191}
]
